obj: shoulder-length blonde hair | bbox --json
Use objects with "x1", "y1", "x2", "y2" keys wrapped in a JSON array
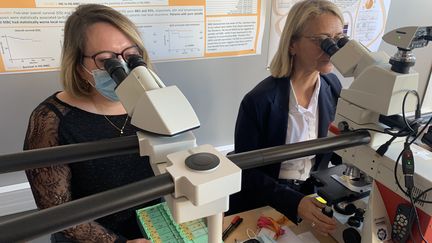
[
  {"x1": 270, "y1": 0, "x2": 343, "y2": 78},
  {"x1": 61, "y1": 4, "x2": 152, "y2": 97}
]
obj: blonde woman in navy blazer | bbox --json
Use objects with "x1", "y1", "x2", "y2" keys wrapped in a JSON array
[{"x1": 229, "y1": 0, "x2": 343, "y2": 236}]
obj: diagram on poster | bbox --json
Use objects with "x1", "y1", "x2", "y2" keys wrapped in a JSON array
[{"x1": 268, "y1": 0, "x2": 391, "y2": 66}]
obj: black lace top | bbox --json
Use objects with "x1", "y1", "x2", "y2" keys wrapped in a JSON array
[{"x1": 24, "y1": 93, "x2": 160, "y2": 242}]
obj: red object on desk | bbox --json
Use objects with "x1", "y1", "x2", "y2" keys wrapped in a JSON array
[{"x1": 257, "y1": 216, "x2": 285, "y2": 238}]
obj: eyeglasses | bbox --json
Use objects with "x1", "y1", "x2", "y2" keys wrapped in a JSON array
[
  {"x1": 83, "y1": 45, "x2": 143, "y2": 70},
  {"x1": 303, "y1": 34, "x2": 348, "y2": 46}
]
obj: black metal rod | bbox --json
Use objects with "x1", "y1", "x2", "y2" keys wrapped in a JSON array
[
  {"x1": 0, "y1": 131, "x2": 370, "y2": 242},
  {"x1": 228, "y1": 130, "x2": 371, "y2": 169},
  {"x1": 0, "y1": 173, "x2": 174, "y2": 243},
  {"x1": 0, "y1": 135, "x2": 140, "y2": 173}
]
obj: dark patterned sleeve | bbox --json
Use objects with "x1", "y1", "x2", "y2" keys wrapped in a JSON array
[{"x1": 24, "y1": 103, "x2": 123, "y2": 243}]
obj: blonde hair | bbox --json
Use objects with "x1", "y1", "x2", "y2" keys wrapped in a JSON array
[
  {"x1": 61, "y1": 4, "x2": 152, "y2": 97},
  {"x1": 269, "y1": 0, "x2": 343, "y2": 78}
]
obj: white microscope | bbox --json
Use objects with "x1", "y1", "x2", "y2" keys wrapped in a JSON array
[
  {"x1": 104, "y1": 54, "x2": 242, "y2": 243},
  {"x1": 320, "y1": 26, "x2": 432, "y2": 242}
]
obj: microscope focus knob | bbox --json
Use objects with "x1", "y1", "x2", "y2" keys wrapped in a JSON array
[
  {"x1": 343, "y1": 227, "x2": 361, "y2": 243},
  {"x1": 347, "y1": 216, "x2": 361, "y2": 228},
  {"x1": 354, "y1": 208, "x2": 365, "y2": 221},
  {"x1": 338, "y1": 121, "x2": 350, "y2": 132},
  {"x1": 322, "y1": 206, "x2": 334, "y2": 218},
  {"x1": 335, "y1": 202, "x2": 357, "y2": 215}
]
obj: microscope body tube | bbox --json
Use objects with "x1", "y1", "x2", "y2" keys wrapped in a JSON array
[
  {"x1": 0, "y1": 131, "x2": 370, "y2": 242},
  {"x1": 0, "y1": 135, "x2": 139, "y2": 173}
]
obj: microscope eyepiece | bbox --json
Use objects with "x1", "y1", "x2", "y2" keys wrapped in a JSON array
[
  {"x1": 320, "y1": 38, "x2": 340, "y2": 56},
  {"x1": 104, "y1": 58, "x2": 128, "y2": 85},
  {"x1": 127, "y1": 54, "x2": 147, "y2": 70},
  {"x1": 104, "y1": 58, "x2": 123, "y2": 75},
  {"x1": 337, "y1": 36, "x2": 350, "y2": 48}
]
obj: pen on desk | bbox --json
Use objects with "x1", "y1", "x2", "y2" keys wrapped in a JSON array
[
  {"x1": 222, "y1": 216, "x2": 243, "y2": 241},
  {"x1": 223, "y1": 216, "x2": 240, "y2": 238}
]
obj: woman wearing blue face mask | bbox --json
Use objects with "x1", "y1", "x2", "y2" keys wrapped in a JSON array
[{"x1": 24, "y1": 4, "x2": 156, "y2": 243}]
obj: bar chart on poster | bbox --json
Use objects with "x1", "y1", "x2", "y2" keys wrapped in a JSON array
[{"x1": 0, "y1": 0, "x2": 266, "y2": 74}]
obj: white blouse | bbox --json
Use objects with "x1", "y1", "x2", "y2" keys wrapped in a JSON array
[{"x1": 278, "y1": 77, "x2": 321, "y2": 180}]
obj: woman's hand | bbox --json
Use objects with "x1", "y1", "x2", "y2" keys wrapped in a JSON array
[
  {"x1": 126, "y1": 239, "x2": 151, "y2": 243},
  {"x1": 297, "y1": 196, "x2": 337, "y2": 236}
]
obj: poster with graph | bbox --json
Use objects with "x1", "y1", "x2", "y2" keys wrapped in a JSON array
[
  {"x1": 268, "y1": 0, "x2": 391, "y2": 66},
  {"x1": 0, "y1": 0, "x2": 265, "y2": 73}
]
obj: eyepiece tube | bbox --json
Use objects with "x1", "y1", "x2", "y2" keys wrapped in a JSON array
[
  {"x1": 337, "y1": 36, "x2": 350, "y2": 48},
  {"x1": 320, "y1": 38, "x2": 340, "y2": 56},
  {"x1": 104, "y1": 58, "x2": 128, "y2": 85},
  {"x1": 127, "y1": 55, "x2": 147, "y2": 70}
]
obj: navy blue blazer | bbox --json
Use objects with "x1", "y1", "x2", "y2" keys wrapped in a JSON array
[{"x1": 229, "y1": 73, "x2": 341, "y2": 222}]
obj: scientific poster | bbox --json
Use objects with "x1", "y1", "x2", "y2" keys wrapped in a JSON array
[
  {"x1": 0, "y1": 0, "x2": 265, "y2": 73},
  {"x1": 268, "y1": 0, "x2": 391, "y2": 66}
]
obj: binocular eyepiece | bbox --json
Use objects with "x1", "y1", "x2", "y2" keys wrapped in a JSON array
[
  {"x1": 104, "y1": 58, "x2": 127, "y2": 86},
  {"x1": 103, "y1": 55, "x2": 148, "y2": 85},
  {"x1": 127, "y1": 54, "x2": 147, "y2": 70},
  {"x1": 320, "y1": 36, "x2": 350, "y2": 56}
]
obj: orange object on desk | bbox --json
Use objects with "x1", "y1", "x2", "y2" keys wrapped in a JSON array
[{"x1": 256, "y1": 216, "x2": 284, "y2": 238}]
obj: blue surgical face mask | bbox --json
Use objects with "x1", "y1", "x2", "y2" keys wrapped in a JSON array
[
  {"x1": 257, "y1": 234, "x2": 277, "y2": 243},
  {"x1": 83, "y1": 60, "x2": 130, "y2": 101}
]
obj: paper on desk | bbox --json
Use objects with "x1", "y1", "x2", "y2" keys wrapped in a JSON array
[
  {"x1": 276, "y1": 226, "x2": 303, "y2": 243},
  {"x1": 296, "y1": 231, "x2": 320, "y2": 243},
  {"x1": 276, "y1": 226, "x2": 319, "y2": 243}
]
